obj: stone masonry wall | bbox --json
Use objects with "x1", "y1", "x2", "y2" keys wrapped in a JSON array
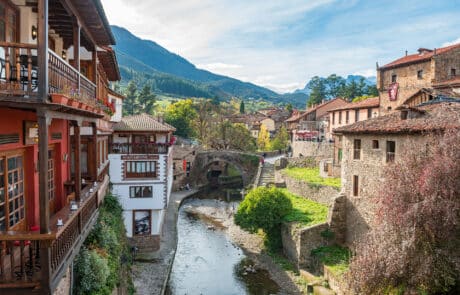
[
  {"x1": 341, "y1": 133, "x2": 429, "y2": 247},
  {"x1": 129, "y1": 235, "x2": 160, "y2": 252},
  {"x1": 291, "y1": 141, "x2": 333, "y2": 159},
  {"x1": 278, "y1": 172, "x2": 339, "y2": 206}
]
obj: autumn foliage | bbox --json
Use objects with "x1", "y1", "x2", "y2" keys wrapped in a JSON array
[{"x1": 348, "y1": 129, "x2": 460, "y2": 294}]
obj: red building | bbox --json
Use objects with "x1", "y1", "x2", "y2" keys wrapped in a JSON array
[{"x1": 0, "y1": 0, "x2": 120, "y2": 293}]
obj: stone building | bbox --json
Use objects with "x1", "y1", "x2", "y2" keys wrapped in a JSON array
[
  {"x1": 333, "y1": 100, "x2": 460, "y2": 247},
  {"x1": 377, "y1": 43, "x2": 460, "y2": 114},
  {"x1": 109, "y1": 114, "x2": 176, "y2": 251},
  {"x1": 172, "y1": 144, "x2": 200, "y2": 191}
]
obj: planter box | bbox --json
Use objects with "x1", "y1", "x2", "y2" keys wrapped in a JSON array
[
  {"x1": 67, "y1": 99, "x2": 79, "y2": 108},
  {"x1": 50, "y1": 94, "x2": 69, "y2": 105}
]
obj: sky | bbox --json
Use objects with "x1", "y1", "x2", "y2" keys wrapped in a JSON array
[{"x1": 100, "y1": 0, "x2": 460, "y2": 94}]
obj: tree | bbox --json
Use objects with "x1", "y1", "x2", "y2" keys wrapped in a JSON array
[
  {"x1": 123, "y1": 80, "x2": 139, "y2": 116},
  {"x1": 257, "y1": 124, "x2": 270, "y2": 151},
  {"x1": 325, "y1": 74, "x2": 346, "y2": 99},
  {"x1": 164, "y1": 99, "x2": 197, "y2": 138},
  {"x1": 137, "y1": 84, "x2": 156, "y2": 115},
  {"x1": 269, "y1": 126, "x2": 289, "y2": 151},
  {"x1": 239, "y1": 100, "x2": 245, "y2": 114},
  {"x1": 235, "y1": 187, "x2": 292, "y2": 251},
  {"x1": 307, "y1": 76, "x2": 327, "y2": 107},
  {"x1": 285, "y1": 103, "x2": 293, "y2": 114},
  {"x1": 348, "y1": 129, "x2": 460, "y2": 294},
  {"x1": 192, "y1": 99, "x2": 213, "y2": 144}
]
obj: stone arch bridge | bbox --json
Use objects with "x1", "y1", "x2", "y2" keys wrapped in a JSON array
[{"x1": 189, "y1": 150, "x2": 261, "y2": 186}]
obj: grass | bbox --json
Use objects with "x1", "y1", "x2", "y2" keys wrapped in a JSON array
[
  {"x1": 311, "y1": 245, "x2": 350, "y2": 276},
  {"x1": 281, "y1": 189, "x2": 329, "y2": 226},
  {"x1": 282, "y1": 167, "x2": 341, "y2": 189}
]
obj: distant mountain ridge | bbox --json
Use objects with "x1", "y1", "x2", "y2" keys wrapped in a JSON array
[{"x1": 111, "y1": 25, "x2": 308, "y2": 107}]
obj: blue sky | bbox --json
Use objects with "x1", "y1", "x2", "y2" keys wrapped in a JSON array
[{"x1": 101, "y1": 0, "x2": 460, "y2": 93}]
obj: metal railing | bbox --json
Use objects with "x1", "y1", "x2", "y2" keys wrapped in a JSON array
[{"x1": 110, "y1": 143, "x2": 170, "y2": 154}]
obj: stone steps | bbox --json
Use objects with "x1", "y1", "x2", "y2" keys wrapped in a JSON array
[{"x1": 258, "y1": 163, "x2": 275, "y2": 186}]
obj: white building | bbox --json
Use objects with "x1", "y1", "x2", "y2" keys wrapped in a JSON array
[{"x1": 109, "y1": 113, "x2": 175, "y2": 250}]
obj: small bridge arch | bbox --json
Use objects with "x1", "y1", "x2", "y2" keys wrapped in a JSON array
[{"x1": 189, "y1": 151, "x2": 261, "y2": 186}]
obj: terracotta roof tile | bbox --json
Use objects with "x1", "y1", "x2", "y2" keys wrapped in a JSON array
[
  {"x1": 329, "y1": 97, "x2": 379, "y2": 112},
  {"x1": 380, "y1": 43, "x2": 460, "y2": 70},
  {"x1": 333, "y1": 102, "x2": 460, "y2": 135},
  {"x1": 113, "y1": 113, "x2": 176, "y2": 132}
]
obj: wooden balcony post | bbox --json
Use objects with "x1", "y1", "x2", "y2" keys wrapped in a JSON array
[
  {"x1": 38, "y1": 108, "x2": 51, "y2": 294},
  {"x1": 74, "y1": 121, "x2": 82, "y2": 202},
  {"x1": 37, "y1": 0, "x2": 49, "y2": 103},
  {"x1": 73, "y1": 19, "x2": 81, "y2": 90},
  {"x1": 91, "y1": 122, "x2": 98, "y2": 181}
]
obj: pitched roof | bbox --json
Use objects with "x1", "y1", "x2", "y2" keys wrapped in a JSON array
[
  {"x1": 329, "y1": 97, "x2": 379, "y2": 112},
  {"x1": 380, "y1": 43, "x2": 460, "y2": 70},
  {"x1": 97, "y1": 47, "x2": 121, "y2": 81},
  {"x1": 333, "y1": 102, "x2": 460, "y2": 135},
  {"x1": 285, "y1": 110, "x2": 306, "y2": 122},
  {"x1": 305, "y1": 98, "x2": 348, "y2": 119},
  {"x1": 113, "y1": 114, "x2": 176, "y2": 132}
]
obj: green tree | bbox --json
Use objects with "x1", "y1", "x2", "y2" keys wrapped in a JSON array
[
  {"x1": 325, "y1": 74, "x2": 346, "y2": 98},
  {"x1": 239, "y1": 100, "x2": 245, "y2": 114},
  {"x1": 257, "y1": 124, "x2": 270, "y2": 151},
  {"x1": 164, "y1": 99, "x2": 197, "y2": 138},
  {"x1": 137, "y1": 84, "x2": 156, "y2": 115},
  {"x1": 235, "y1": 187, "x2": 293, "y2": 251},
  {"x1": 123, "y1": 80, "x2": 139, "y2": 116},
  {"x1": 307, "y1": 76, "x2": 327, "y2": 107},
  {"x1": 192, "y1": 99, "x2": 214, "y2": 144},
  {"x1": 285, "y1": 103, "x2": 293, "y2": 114},
  {"x1": 270, "y1": 126, "x2": 289, "y2": 151}
]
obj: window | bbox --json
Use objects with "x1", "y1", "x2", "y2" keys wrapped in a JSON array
[
  {"x1": 451, "y1": 68, "x2": 456, "y2": 77},
  {"x1": 332, "y1": 112, "x2": 335, "y2": 125},
  {"x1": 353, "y1": 139, "x2": 361, "y2": 160},
  {"x1": 391, "y1": 74, "x2": 397, "y2": 83},
  {"x1": 0, "y1": 1, "x2": 19, "y2": 43},
  {"x1": 345, "y1": 111, "x2": 349, "y2": 124},
  {"x1": 417, "y1": 70, "x2": 423, "y2": 79},
  {"x1": 372, "y1": 140, "x2": 379, "y2": 149},
  {"x1": 353, "y1": 175, "x2": 359, "y2": 196},
  {"x1": 0, "y1": 154, "x2": 25, "y2": 231},
  {"x1": 125, "y1": 161, "x2": 157, "y2": 178},
  {"x1": 338, "y1": 148, "x2": 343, "y2": 162},
  {"x1": 355, "y1": 110, "x2": 359, "y2": 122},
  {"x1": 129, "y1": 186, "x2": 153, "y2": 198},
  {"x1": 173, "y1": 162, "x2": 176, "y2": 170},
  {"x1": 339, "y1": 112, "x2": 342, "y2": 124},
  {"x1": 133, "y1": 210, "x2": 151, "y2": 235},
  {"x1": 367, "y1": 108, "x2": 372, "y2": 119},
  {"x1": 386, "y1": 141, "x2": 395, "y2": 163}
]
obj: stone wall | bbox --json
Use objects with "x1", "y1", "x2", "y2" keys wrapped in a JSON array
[
  {"x1": 129, "y1": 235, "x2": 160, "y2": 252},
  {"x1": 53, "y1": 267, "x2": 71, "y2": 295},
  {"x1": 327, "y1": 193, "x2": 347, "y2": 245},
  {"x1": 278, "y1": 172, "x2": 339, "y2": 207},
  {"x1": 281, "y1": 222, "x2": 330, "y2": 269},
  {"x1": 291, "y1": 141, "x2": 333, "y2": 159},
  {"x1": 341, "y1": 133, "x2": 429, "y2": 247}
]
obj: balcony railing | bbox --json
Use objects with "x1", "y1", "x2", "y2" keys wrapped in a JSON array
[
  {"x1": 0, "y1": 42, "x2": 97, "y2": 106},
  {"x1": 0, "y1": 183, "x2": 102, "y2": 291},
  {"x1": 110, "y1": 142, "x2": 170, "y2": 154}
]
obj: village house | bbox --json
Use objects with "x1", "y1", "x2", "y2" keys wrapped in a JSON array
[
  {"x1": 377, "y1": 43, "x2": 460, "y2": 114},
  {"x1": 172, "y1": 144, "x2": 200, "y2": 191},
  {"x1": 0, "y1": 0, "x2": 120, "y2": 293},
  {"x1": 109, "y1": 114, "x2": 176, "y2": 251},
  {"x1": 333, "y1": 99, "x2": 460, "y2": 247}
]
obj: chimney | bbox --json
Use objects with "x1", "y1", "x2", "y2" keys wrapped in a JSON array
[
  {"x1": 434, "y1": 48, "x2": 437, "y2": 55},
  {"x1": 405, "y1": 50, "x2": 408, "y2": 56}
]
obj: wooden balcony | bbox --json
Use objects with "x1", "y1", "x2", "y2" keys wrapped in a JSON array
[
  {"x1": 0, "y1": 182, "x2": 103, "y2": 292},
  {"x1": 0, "y1": 42, "x2": 98, "y2": 113},
  {"x1": 110, "y1": 142, "x2": 170, "y2": 155}
]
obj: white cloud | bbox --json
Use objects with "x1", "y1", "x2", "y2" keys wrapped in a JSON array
[
  {"x1": 442, "y1": 37, "x2": 460, "y2": 47},
  {"x1": 353, "y1": 69, "x2": 376, "y2": 78},
  {"x1": 197, "y1": 63, "x2": 243, "y2": 72}
]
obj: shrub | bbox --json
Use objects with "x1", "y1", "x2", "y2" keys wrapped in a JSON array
[
  {"x1": 74, "y1": 247, "x2": 110, "y2": 295},
  {"x1": 235, "y1": 187, "x2": 292, "y2": 251}
]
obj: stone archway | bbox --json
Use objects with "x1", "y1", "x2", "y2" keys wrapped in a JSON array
[{"x1": 189, "y1": 151, "x2": 260, "y2": 186}]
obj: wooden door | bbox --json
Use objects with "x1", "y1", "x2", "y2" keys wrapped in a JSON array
[{"x1": 48, "y1": 149, "x2": 56, "y2": 214}]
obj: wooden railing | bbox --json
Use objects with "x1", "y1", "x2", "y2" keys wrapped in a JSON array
[
  {"x1": 0, "y1": 42, "x2": 97, "y2": 106},
  {"x1": 110, "y1": 142, "x2": 170, "y2": 154},
  {"x1": 0, "y1": 183, "x2": 102, "y2": 290}
]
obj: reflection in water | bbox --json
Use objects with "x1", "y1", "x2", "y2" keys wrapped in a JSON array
[{"x1": 167, "y1": 198, "x2": 280, "y2": 295}]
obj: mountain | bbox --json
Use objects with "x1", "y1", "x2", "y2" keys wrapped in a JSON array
[{"x1": 111, "y1": 26, "x2": 308, "y2": 107}]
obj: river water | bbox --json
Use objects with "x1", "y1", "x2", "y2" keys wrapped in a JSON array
[{"x1": 167, "y1": 194, "x2": 281, "y2": 295}]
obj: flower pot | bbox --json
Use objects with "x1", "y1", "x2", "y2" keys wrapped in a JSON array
[
  {"x1": 51, "y1": 94, "x2": 68, "y2": 105},
  {"x1": 77, "y1": 101, "x2": 84, "y2": 109}
]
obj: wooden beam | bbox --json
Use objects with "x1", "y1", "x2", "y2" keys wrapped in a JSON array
[
  {"x1": 37, "y1": 0, "x2": 49, "y2": 103},
  {"x1": 37, "y1": 107, "x2": 51, "y2": 295},
  {"x1": 60, "y1": 0, "x2": 98, "y2": 47},
  {"x1": 74, "y1": 122, "x2": 81, "y2": 202}
]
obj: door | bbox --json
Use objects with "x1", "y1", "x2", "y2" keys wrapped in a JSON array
[
  {"x1": 0, "y1": 152, "x2": 26, "y2": 231},
  {"x1": 48, "y1": 149, "x2": 56, "y2": 214}
]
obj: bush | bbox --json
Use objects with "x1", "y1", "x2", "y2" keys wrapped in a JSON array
[
  {"x1": 74, "y1": 247, "x2": 110, "y2": 295},
  {"x1": 235, "y1": 187, "x2": 292, "y2": 251}
]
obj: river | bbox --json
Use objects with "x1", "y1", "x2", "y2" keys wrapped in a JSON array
[{"x1": 167, "y1": 192, "x2": 281, "y2": 295}]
